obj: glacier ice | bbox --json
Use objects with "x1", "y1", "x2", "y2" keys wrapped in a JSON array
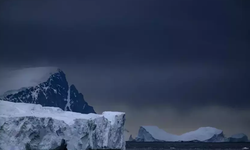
[
  {"x1": 226, "y1": 133, "x2": 249, "y2": 142},
  {"x1": 179, "y1": 127, "x2": 225, "y2": 142},
  {"x1": 0, "y1": 100, "x2": 125, "y2": 150},
  {"x1": 136, "y1": 126, "x2": 179, "y2": 142},
  {"x1": 128, "y1": 135, "x2": 134, "y2": 141},
  {"x1": 135, "y1": 126, "x2": 225, "y2": 142}
]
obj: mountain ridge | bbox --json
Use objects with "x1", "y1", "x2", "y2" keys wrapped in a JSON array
[{"x1": 1, "y1": 67, "x2": 95, "y2": 114}]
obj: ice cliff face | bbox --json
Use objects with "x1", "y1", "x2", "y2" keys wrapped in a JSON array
[
  {"x1": 0, "y1": 100, "x2": 125, "y2": 150},
  {"x1": 0, "y1": 67, "x2": 95, "y2": 114},
  {"x1": 135, "y1": 126, "x2": 225, "y2": 142}
]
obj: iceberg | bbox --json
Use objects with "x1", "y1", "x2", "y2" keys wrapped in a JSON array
[
  {"x1": 179, "y1": 127, "x2": 225, "y2": 142},
  {"x1": 135, "y1": 126, "x2": 179, "y2": 142},
  {"x1": 135, "y1": 126, "x2": 225, "y2": 142},
  {"x1": 0, "y1": 100, "x2": 125, "y2": 150},
  {"x1": 227, "y1": 133, "x2": 249, "y2": 142},
  {"x1": 128, "y1": 135, "x2": 134, "y2": 141}
]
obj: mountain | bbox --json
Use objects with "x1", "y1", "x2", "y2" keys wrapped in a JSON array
[
  {"x1": 135, "y1": 126, "x2": 225, "y2": 142},
  {"x1": 0, "y1": 67, "x2": 95, "y2": 114}
]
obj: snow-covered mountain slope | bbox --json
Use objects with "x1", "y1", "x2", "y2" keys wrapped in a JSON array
[
  {"x1": 226, "y1": 133, "x2": 249, "y2": 142},
  {"x1": 135, "y1": 126, "x2": 225, "y2": 142},
  {"x1": 0, "y1": 100, "x2": 125, "y2": 150},
  {"x1": 0, "y1": 67, "x2": 95, "y2": 114}
]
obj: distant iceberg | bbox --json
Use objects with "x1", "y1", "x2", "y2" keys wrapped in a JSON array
[
  {"x1": 179, "y1": 127, "x2": 225, "y2": 142},
  {"x1": 136, "y1": 126, "x2": 179, "y2": 142},
  {"x1": 135, "y1": 126, "x2": 225, "y2": 142},
  {"x1": 129, "y1": 135, "x2": 135, "y2": 141},
  {"x1": 226, "y1": 133, "x2": 249, "y2": 142}
]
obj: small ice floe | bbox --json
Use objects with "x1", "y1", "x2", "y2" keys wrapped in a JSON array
[
  {"x1": 170, "y1": 147, "x2": 176, "y2": 150},
  {"x1": 242, "y1": 147, "x2": 249, "y2": 150}
]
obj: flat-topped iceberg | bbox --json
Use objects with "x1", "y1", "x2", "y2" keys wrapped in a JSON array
[
  {"x1": 135, "y1": 126, "x2": 224, "y2": 142},
  {"x1": 0, "y1": 100, "x2": 125, "y2": 150}
]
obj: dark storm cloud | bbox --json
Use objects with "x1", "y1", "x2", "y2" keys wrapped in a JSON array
[
  {"x1": 102, "y1": 104, "x2": 250, "y2": 138},
  {"x1": 0, "y1": 0, "x2": 249, "y2": 108},
  {"x1": 0, "y1": 0, "x2": 250, "y2": 137},
  {"x1": 61, "y1": 63, "x2": 250, "y2": 110},
  {"x1": 1, "y1": 0, "x2": 249, "y2": 64}
]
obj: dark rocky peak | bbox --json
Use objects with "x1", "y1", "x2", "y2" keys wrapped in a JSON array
[
  {"x1": 68, "y1": 84, "x2": 95, "y2": 113},
  {"x1": 1, "y1": 67, "x2": 95, "y2": 114}
]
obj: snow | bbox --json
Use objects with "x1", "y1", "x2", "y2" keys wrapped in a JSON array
[
  {"x1": 102, "y1": 111, "x2": 125, "y2": 125},
  {"x1": 136, "y1": 126, "x2": 224, "y2": 142},
  {"x1": 139, "y1": 126, "x2": 179, "y2": 141},
  {"x1": 64, "y1": 86, "x2": 72, "y2": 111},
  {"x1": 180, "y1": 127, "x2": 223, "y2": 141},
  {"x1": 0, "y1": 100, "x2": 123, "y2": 126},
  {"x1": 0, "y1": 100, "x2": 126, "y2": 150},
  {"x1": 0, "y1": 67, "x2": 59, "y2": 95},
  {"x1": 31, "y1": 88, "x2": 40, "y2": 100}
]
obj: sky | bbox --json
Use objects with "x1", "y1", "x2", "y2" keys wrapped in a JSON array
[{"x1": 0, "y1": 0, "x2": 250, "y2": 138}]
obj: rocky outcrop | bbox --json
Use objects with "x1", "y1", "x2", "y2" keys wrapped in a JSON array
[{"x1": 1, "y1": 67, "x2": 95, "y2": 114}]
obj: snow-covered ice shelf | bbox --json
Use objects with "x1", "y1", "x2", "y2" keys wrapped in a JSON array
[{"x1": 0, "y1": 100, "x2": 126, "y2": 150}]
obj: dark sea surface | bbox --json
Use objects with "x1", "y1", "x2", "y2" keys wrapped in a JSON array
[{"x1": 126, "y1": 141, "x2": 250, "y2": 150}]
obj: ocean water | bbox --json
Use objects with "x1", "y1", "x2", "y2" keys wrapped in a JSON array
[
  {"x1": 127, "y1": 149, "x2": 247, "y2": 150},
  {"x1": 126, "y1": 141, "x2": 250, "y2": 150}
]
